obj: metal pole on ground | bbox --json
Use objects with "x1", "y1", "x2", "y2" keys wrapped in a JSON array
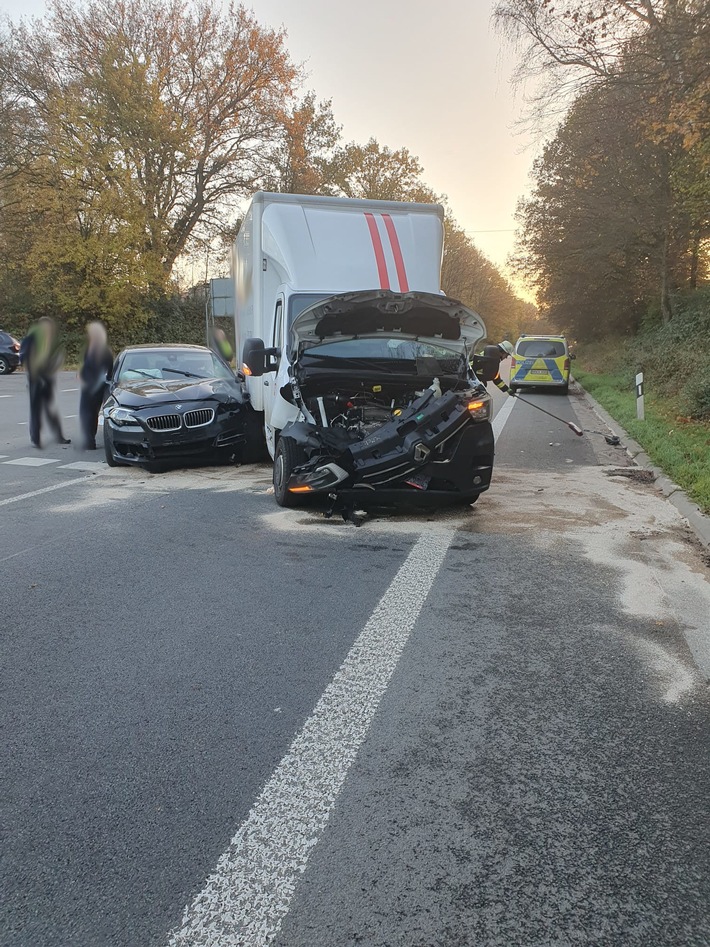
[{"x1": 636, "y1": 370, "x2": 645, "y2": 421}]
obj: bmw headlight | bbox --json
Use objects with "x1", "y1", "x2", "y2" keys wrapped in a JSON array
[{"x1": 106, "y1": 405, "x2": 142, "y2": 427}]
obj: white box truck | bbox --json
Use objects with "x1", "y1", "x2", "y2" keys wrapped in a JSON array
[{"x1": 233, "y1": 191, "x2": 498, "y2": 510}]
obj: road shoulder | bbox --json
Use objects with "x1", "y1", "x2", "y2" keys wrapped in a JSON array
[{"x1": 572, "y1": 378, "x2": 710, "y2": 549}]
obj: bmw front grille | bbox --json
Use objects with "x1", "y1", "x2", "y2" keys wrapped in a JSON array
[
  {"x1": 184, "y1": 408, "x2": 214, "y2": 428},
  {"x1": 146, "y1": 414, "x2": 181, "y2": 432}
]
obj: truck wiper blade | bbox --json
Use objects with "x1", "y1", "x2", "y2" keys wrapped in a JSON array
[
  {"x1": 161, "y1": 367, "x2": 205, "y2": 379},
  {"x1": 301, "y1": 354, "x2": 400, "y2": 372}
]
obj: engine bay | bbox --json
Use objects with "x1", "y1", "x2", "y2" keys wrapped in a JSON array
[{"x1": 310, "y1": 387, "x2": 432, "y2": 440}]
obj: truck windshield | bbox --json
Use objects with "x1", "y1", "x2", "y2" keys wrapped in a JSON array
[{"x1": 288, "y1": 294, "x2": 331, "y2": 330}]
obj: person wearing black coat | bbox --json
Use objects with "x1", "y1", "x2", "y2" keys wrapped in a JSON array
[
  {"x1": 19, "y1": 317, "x2": 70, "y2": 448},
  {"x1": 79, "y1": 322, "x2": 114, "y2": 450}
]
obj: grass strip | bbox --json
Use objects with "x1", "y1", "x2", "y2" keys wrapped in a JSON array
[{"x1": 574, "y1": 367, "x2": 710, "y2": 514}]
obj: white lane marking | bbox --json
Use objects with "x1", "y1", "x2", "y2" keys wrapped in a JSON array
[
  {"x1": 166, "y1": 527, "x2": 455, "y2": 947},
  {"x1": 0, "y1": 394, "x2": 12, "y2": 398},
  {"x1": 0, "y1": 455, "x2": 7, "y2": 459},
  {"x1": 65, "y1": 414, "x2": 78, "y2": 418},
  {"x1": 59, "y1": 461, "x2": 105, "y2": 471},
  {"x1": 3, "y1": 456, "x2": 61, "y2": 467},
  {"x1": 17, "y1": 421, "x2": 28, "y2": 425},
  {"x1": 0, "y1": 475, "x2": 96, "y2": 507},
  {"x1": 492, "y1": 395, "x2": 516, "y2": 439},
  {"x1": 62, "y1": 388, "x2": 79, "y2": 392}
]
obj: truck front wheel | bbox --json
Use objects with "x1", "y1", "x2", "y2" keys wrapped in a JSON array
[{"x1": 273, "y1": 437, "x2": 303, "y2": 507}]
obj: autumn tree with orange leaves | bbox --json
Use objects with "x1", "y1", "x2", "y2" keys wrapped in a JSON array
[{"x1": 0, "y1": 0, "x2": 297, "y2": 330}]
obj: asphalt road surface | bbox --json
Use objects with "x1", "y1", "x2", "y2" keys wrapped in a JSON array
[{"x1": 2, "y1": 366, "x2": 709, "y2": 947}]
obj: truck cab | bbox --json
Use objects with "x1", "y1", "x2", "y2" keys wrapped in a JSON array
[{"x1": 232, "y1": 192, "x2": 445, "y2": 457}]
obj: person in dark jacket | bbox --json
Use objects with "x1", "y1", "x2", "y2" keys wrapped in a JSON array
[
  {"x1": 481, "y1": 340, "x2": 516, "y2": 395},
  {"x1": 79, "y1": 322, "x2": 114, "y2": 450},
  {"x1": 19, "y1": 317, "x2": 70, "y2": 448}
]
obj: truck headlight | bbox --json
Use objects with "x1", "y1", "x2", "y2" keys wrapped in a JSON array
[{"x1": 466, "y1": 394, "x2": 491, "y2": 420}]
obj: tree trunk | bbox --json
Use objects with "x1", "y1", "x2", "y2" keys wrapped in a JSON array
[
  {"x1": 660, "y1": 228, "x2": 673, "y2": 325},
  {"x1": 689, "y1": 231, "x2": 700, "y2": 290}
]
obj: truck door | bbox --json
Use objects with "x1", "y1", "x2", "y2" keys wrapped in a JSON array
[{"x1": 262, "y1": 297, "x2": 283, "y2": 455}]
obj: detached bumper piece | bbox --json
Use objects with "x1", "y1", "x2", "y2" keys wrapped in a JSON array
[{"x1": 285, "y1": 389, "x2": 494, "y2": 507}]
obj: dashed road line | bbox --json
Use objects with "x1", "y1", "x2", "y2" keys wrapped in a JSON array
[
  {"x1": 166, "y1": 527, "x2": 454, "y2": 947},
  {"x1": 3, "y1": 456, "x2": 61, "y2": 467},
  {"x1": 59, "y1": 461, "x2": 105, "y2": 471},
  {"x1": 0, "y1": 475, "x2": 97, "y2": 507},
  {"x1": 62, "y1": 387, "x2": 79, "y2": 392}
]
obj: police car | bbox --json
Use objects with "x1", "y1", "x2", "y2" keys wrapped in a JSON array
[{"x1": 509, "y1": 335, "x2": 574, "y2": 393}]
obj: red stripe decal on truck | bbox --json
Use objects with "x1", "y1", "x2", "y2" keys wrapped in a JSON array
[
  {"x1": 382, "y1": 214, "x2": 409, "y2": 292},
  {"x1": 364, "y1": 213, "x2": 390, "y2": 289}
]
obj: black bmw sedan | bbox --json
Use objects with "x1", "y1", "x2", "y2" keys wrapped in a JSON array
[{"x1": 103, "y1": 344, "x2": 249, "y2": 469}]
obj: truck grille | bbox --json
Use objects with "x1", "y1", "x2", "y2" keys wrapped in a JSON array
[
  {"x1": 184, "y1": 408, "x2": 214, "y2": 428},
  {"x1": 146, "y1": 414, "x2": 181, "y2": 432}
]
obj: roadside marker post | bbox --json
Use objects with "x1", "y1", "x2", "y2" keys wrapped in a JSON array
[{"x1": 636, "y1": 370, "x2": 645, "y2": 421}]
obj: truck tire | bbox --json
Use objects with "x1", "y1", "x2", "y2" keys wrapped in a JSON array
[{"x1": 273, "y1": 436, "x2": 302, "y2": 507}]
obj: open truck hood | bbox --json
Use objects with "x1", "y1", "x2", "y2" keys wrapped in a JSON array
[{"x1": 290, "y1": 290, "x2": 486, "y2": 353}]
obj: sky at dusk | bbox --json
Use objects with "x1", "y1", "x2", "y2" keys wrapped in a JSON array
[{"x1": 0, "y1": 0, "x2": 540, "y2": 285}]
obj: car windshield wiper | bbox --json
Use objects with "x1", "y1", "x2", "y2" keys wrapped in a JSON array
[
  {"x1": 301, "y1": 354, "x2": 402, "y2": 372},
  {"x1": 161, "y1": 367, "x2": 206, "y2": 379},
  {"x1": 122, "y1": 369, "x2": 155, "y2": 379}
]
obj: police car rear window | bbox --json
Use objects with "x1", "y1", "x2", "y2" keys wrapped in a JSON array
[{"x1": 516, "y1": 339, "x2": 566, "y2": 358}]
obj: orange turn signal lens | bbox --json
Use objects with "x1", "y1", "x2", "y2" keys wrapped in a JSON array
[
  {"x1": 241, "y1": 363, "x2": 252, "y2": 376},
  {"x1": 288, "y1": 485, "x2": 314, "y2": 494},
  {"x1": 468, "y1": 400, "x2": 485, "y2": 411}
]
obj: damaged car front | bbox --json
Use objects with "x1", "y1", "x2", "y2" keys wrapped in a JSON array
[
  {"x1": 251, "y1": 291, "x2": 498, "y2": 510},
  {"x1": 102, "y1": 344, "x2": 247, "y2": 469}
]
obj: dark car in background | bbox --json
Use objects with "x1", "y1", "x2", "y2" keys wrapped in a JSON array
[
  {"x1": 102, "y1": 344, "x2": 248, "y2": 469},
  {"x1": 0, "y1": 331, "x2": 21, "y2": 375}
]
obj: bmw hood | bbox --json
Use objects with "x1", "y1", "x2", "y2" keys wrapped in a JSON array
[
  {"x1": 113, "y1": 377, "x2": 239, "y2": 408},
  {"x1": 290, "y1": 290, "x2": 487, "y2": 353}
]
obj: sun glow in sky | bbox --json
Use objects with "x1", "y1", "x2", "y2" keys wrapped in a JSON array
[{"x1": 1, "y1": 0, "x2": 540, "y2": 295}]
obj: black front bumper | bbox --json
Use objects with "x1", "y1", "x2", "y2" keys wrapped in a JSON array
[
  {"x1": 106, "y1": 407, "x2": 246, "y2": 464},
  {"x1": 285, "y1": 392, "x2": 495, "y2": 506}
]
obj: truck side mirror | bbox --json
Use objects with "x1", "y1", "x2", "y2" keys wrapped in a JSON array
[
  {"x1": 242, "y1": 338, "x2": 267, "y2": 376},
  {"x1": 472, "y1": 354, "x2": 499, "y2": 383}
]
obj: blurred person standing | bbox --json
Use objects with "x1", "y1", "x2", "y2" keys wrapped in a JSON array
[
  {"x1": 79, "y1": 321, "x2": 113, "y2": 450},
  {"x1": 19, "y1": 317, "x2": 70, "y2": 447},
  {"x1": 210, "y1": 326, "x2": 234, "y2": 365}
]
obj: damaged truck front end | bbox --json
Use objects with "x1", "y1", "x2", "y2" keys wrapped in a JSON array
[{"x1": 243, "y1": 290, "x2": 498, "y2": 510}]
